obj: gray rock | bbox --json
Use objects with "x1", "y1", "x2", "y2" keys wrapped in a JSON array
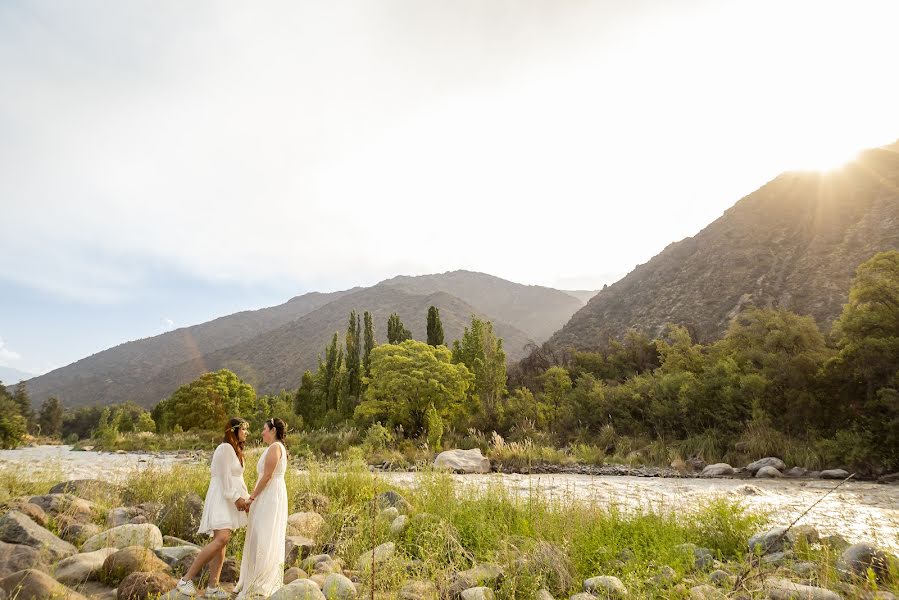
[
  {"x1": 584, "y1": 575, "x2": 627, "y2": 598},
  {"x1": 379, "y1": 507, "x2": 399, "y2": 522},
  {"x1": 837, "y1": 543, "x2": 897, "y2": 582},
  {"x1": 285, "y1": 536, "x2": 315, "y2": 567},
  {"x1": 107, "y1": 507, "x2": 142, "y2": 528},
  {"x1": 748, "y1": 526, "x2": 789, "y2": 555},
  {"x1": 821, "y1": 534, "x2": 850, "y2": 551},
  {"x1": 375, "y1": 490, "x2": 411, "y2": 514},
  {"x1": 761, "y1": 551, "x2": 794, "y2": 565},
  {"x1": 356, "y1": 542, "x2": 395, "y2": 571},
  {"x1": 648, "y1": 565, "x2": 677, "y2": 587},
  {"x1": 675, "y1": 543, "x2": 714, "y2": 569},
  {"x1": 791, "y1": 562, "x2": 817, "y2": 576},
  {"x1": 162, "y1": 536, "x2": 198, "y2": 548},
  {"x1": 391, "y1": 515, "x2": 409, "y2": 536},
  {"x1": 755, "y1": 466, "x2": 783, "y2": 478},
  {"x1": 117, "y1": 570, "x2": 177, "y2": 600},
  {"x1": 0, "y1": 511, "x2": 77, "y2": 562},
  {"x1": 48, "y1": 480, "x2": 121, "y2": 501},
  {"x1": 878, "y1": 472, "x2": 899, "y2": 484},
  {"x1": 284, "y1": 567, "x2": 308, "y2": 584},
  {"x1": 56, "y1": 516, "x2": 102, "y2": 546},
  {"x1": 153, "y1": 546, "x2": 199, "y2": 568},
  {"x1": 0, "y1": 541, "x2": 44, "y2": 579},
  {"x1": 765, "y1": 577, "x2": 840, "y2": 600},
  {"x1": 53, "y1": 548, "x2": 118, "y2": 586},
  {"x1": 302, "y1": 554, "x2": 341, "y2": 575},
  {"x1": 747, "y1": 457, "x2": 786, "y2": 474},
  {"x1": 708, "y1": 570, "x2": 733, "y2": 586},
  {"x1": 28, "y1": 494, "x2": 96, "y2": 522},
  {"x1": 0, "y1": 568, "x2": 88, "y2": 599},
  {"x1": 689, "y1": 585, "x2": 726, "y2": 599},
  {"x1": 288, "y1": 512, "x2": 325, "y2": 540},
  {"x1": 535, "y1": 589, "x2": 555, "y2": 600},
  {"x1": 322, "y1": 573, "x2": 356, "y2": 599},
  {"x1": 101, "y1": 546, "x2": 170, "y2": 584},
  {"x1": 616, "y1": 548, "x2": 635, "y2": 562},
  {"x1": 270, "y1": 579, "x2": 327, "y2": 600},
  {"x1": 569, "y1": 595, "x2": 596, "y2": 600},
  {"x1": 701, "y1": 463, "x2": 735, "y2": 477},
  {"x1": 449, "y1": 564, "x2": 504, "y2": 597},
  {"x1": 434, "y1": 449, "x2": 491, "y2": 474},
  {"x1": 819, "y1": 469, "x2": 850, "y2": 480},
  {"x1": 81, "y1": 524, "x2": 164, "y2": 552},
  {"x1": 0, "y1": 502, "x2": 48, "y2": 528},
  {"x1": 784, "y1": 467, "x2": 808, "y2": 478},
  {"x1": 461, "y1": 588, "x2": 494, "y2": 600},
  {"x1": 398, "y1": 580, "x2": 439, "y2": 600}
]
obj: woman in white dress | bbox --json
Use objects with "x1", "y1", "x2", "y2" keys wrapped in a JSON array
[
  {"x1": 234, "y1": 417, "x2": 289, "y2": 599},
  {"x1": 175, "y1": 418, "x2": 251, "y2": 598}
]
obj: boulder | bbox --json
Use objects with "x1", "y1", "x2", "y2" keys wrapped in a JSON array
[
  {"x1": 448, "y1": 564, "x2": 504, "y2": 598},
  {"x1": 284, "y1": 567, "x2": 308, "y2": 584},
  {"x1": 755, "y1": 466, "x2": 783, "y2": 478},
  {"x1": 285, "y1": 536, "x2": 315, "y2": 567},
  {"x1": 54, "y1": 548, "x2": 118, "y2": 585},
  {"x1": 28, "y1": 494, "x2": 96, "y2": 522},
  {"x1": 708, "y1": 570, "x2": 733, "y2": 586},
  {"x1": 288, "y1": 512, "x2": 325, "y2": 539},
  {"x1": 81, "y1": 523, "x2": 164, "y2": 552},
  {"x1": 569, "y1": 595, "x2": 596, "y2": 600},
  {"x1": 391, "y1": 515, "x2": 409, "y2": 536},
  {"x1": 102, "y1": 546, "x2": 170, "y2": 584},
  {"x1": 819, "y1": 469, "x2": 850, "y2": 480},
  {"x1": 784, "y1": 467, "x2": 808, "y2": 478},
  {"x1": 877, "y1": 472, "x2": 899, "y2": 484},
  {"x1": 701, "y1": 464, "x2": 735, "y2": 477},
  {"x1": 584, "y1": 575, "x2": 627, "y2": 598},
  {"x1": 356, "y1": 542, "x2": 395, "y2": 571},
  {"x1": 270, "y1": 579, "x2": 327, "y2": 600},
  {"x1": 461, "y1": 588, "x2": 494, "y2": 600},
  {"x1": 837, "y1": 543, "x2": 897, "y2": 582},
  {"x1": 162, "y1": 536, "x2": 198, "y2": 548},
  {"x1": 399, "y1": 580, "x2": 439, "y2": 600},
  {"x1": 302, "y1": 554, "x2": 341, "y2": 575},
  {"x1": 49, "y1": 480, "x2": 121, "y2": 502},
  {"x1": 0, "y1": 511, "x2": 77, "y2": 561},
  {"x1": 0, "y1": 501, "x2": 48, "y2": 528},
  {"x1": 689, "y1": 585, "x2": 727, "y2": 599},
  {"x1": 57, "y1": 515, "x2": 102, "y2": 546},
  {"x1": 746, "y1": 457, "x2": 786, "y2": 474},
  {"x1": 0, "y1": 568, "x2": 88, "y2": 600},
  {"x1": 675, "y1": 543, "x2": 714, "y2": 570},
  {"x1": 748, "y1": 526, "x2": 789, "y2": 555},
  {"x1": 117, "y1": 571, "x2": 177, "y2": 600},
  {"x1": 434, "y1": 449, "x2": 491, "y2": 474},
  {"x1": 0, "y1": 541, "x2": 44, "y2": 579},
  {"x1": 375, "y1": 490, "x2": 411, "y2": 514},
  {"x1": 154, "y1": 546, "x2": 199, "y2": 568},
  {"x1": 648, "y1": 565, "x2": 677, "y2": 587},
  {"x1": 765, "y1": 577, "x2": 840, "y2": 600},
  {"x1": 322, "y1": 573, "x2": 356, "y2": 599}
]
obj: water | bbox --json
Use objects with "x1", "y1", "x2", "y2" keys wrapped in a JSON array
[{"x1": 3, "y1": 446, "x2": 897, "y2": 552}]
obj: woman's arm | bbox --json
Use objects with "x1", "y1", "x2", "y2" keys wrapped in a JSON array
[
  {"x1": 248, "y1": 444, "x2": 282, "y2": 504},
  {"x1": 212, "y1": 444, "x2": 247, "y2": 509}
]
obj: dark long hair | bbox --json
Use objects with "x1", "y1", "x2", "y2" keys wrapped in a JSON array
[
  {"x1": 223, "y1": 417, "x2": 247, "y2": 466},
  {"x1": 264, "y1": 417, "x2": 287, "y2": 443}
]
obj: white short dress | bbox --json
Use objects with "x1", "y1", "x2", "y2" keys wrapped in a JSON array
[{"x1": 197, "y1": 443, "x2": 249, "y2": 535}]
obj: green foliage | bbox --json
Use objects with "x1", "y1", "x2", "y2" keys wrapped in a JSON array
[
  {"x1": 355, "y1": 340, "x2": 473, "y2": 435},
  {"x1": 343, "y1": 310, "x2": 363, "y2": 413},
  {"x1": 425, "y1": 403, "x2": 444, "y2": 450},
  {"x1": 387, "y1": 313, "x2": 411, "y2": 344},
  {"x1": 0, "y1": 383, "x2": 26, "y2": 449},
  {"x1": 426, "y1": 305, "x2": 444, "y2": 346},
  {"x1": 452, "y1": 316, "x2": 507, "y2": 427},
  {"x1": 38, "y1": 396, "x2": 64, "y2": 437},
  {"x1": 363, "y1": 310, "x2": 375, "y2": 377},
  {"x1": 152, "y1": 369, "x2": 256, "y2": 433},
  {"x1": 12, "y1": 382, "x2": 35, "y2": 434}
]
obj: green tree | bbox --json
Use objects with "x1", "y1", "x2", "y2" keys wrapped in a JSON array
[
  {"x1": 363, "y1": 311, "x2": 376, "y2": 377},
  {"x1": 0, "y1": 382, "x2": 26, "y2": 449},
  {"x1": 387, "y1": 313, "x2": 411, "y2": 344},
  {"x1": 12, "y1": 382, "x2": 35, "y2": 434},
  {"x1": 452, "y1": 316, "x2": 507, "y2": 425},
  {"x1": 38, "y1": 396, "x2": 64, "y2": 438},
  {"x1": 426, "y1": 306, "x2": 444, "y2": 346},
  {"x1": 135, "y1": 412, "x2": 156, "y2": 433},
  {"x1": 323, "y1": 333, "x2": 344, "y2": 414},
  {"x1": 354, "y1": 340, "x2": 473, "y2": 435},
  {"x1": 343, "y1": 311, "x2": 363, "y2": 414},
  {"x1": 294, "y1": 370, "x2": 319, "y2": 425},
  {"x1": 152, "y1": 369, "x2": 256, "y2": 432}
]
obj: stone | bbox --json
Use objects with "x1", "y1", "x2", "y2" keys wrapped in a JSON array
[
  {"x1": 49, "y1": 480, "x2": 121, "y2": 502},
  {"x1": 648, "y1": 565, "x2": 677, "y2": 586},
  {"x1": 749, "y1": 526, "x2": 789, "y2": 555},
  {"x1": 356, "y1": 542, "x2": 395, "y2": 571},
  {"x1": 28, "y1": 494, "x2": 96, "y2": 522},
  {"x1": 708, "y1": 570, "x2": 733, "y2": 586},
  {"x1": 837, "y1": 543, "x2": 897, "y2": 582},
  {"x1": 756, "y1": 466, "x2": 783, "y2": 478},
  {"x1": 746, "y1": 457, "x2": 786, "y2": 474},
  {"x1": 0, "y1": 502, "x2": 48, "y2": 528},
  {"x1": 765, "y1": 577, "x2": 840, "y2": 600},
  {"x1": 154, "y1": 546, "x2": 199, "y2": 568},
  {"x1": 689, "y1": 584, "x2": 727, "y2": 599},
  {"x1": 375, "y1": 490, "x2": 411, "y2": 514},
  {"x1": 270, "y1": 579, "x2": 327, "y2": 600},
  {"x1": 569, "y1": 594, "x2": 596, "y2": 600},
  {"x1": 302, "y1": 554, "x2": 340, "y2": 575},
  {"x1": 322, "y1": 572, "x2": 356, "y2": 599},
  {"x1": 117, "y1": 570, "x2": 177, "y2": 600},
  {"x1": 784, "y1": 467, "x2": 808, "y2": 478},
  {"x1": 434, "y1": 449, "x2": 491, "y2": 474},
  {"x1": 461, "y1": 587, "x2": 494, "y2": 600},
  {"x1": 399, "y1": 580, "x2": 439, "y2": 600},
  {"x1": 616, "y1": 548, "x2": 635, "y2": 562},
  {"x1": 734, "y1": 484, "x2": 764, "y2": 496},
  {"x1": 107, "y1": 507, "x2": 142, "y2": 528},
  {"x1": 391, "y1": 515, "x2": 409, "y2": 536},
  {"x1": 102, "y1": 546, "x2": 170, "y2": 584},
  {"x1": 761, "y1": 551, "x2": 794, "y2": 565},
  {"x1": 0, "y1": 541, "x2": 44, "y2": 579},
  {"x1": 675, "y1": 543, "x2": 714, "y2": 570},
  {"x1": 285, "y1": 536, "x2": 315, "y2": 567},
  {"x1": 57, "y1": 515, "x2": 102, "y2": 546},
  {"x1": 583, "y1": 575, "x2": 628, "y2": 598},
  {"x1": 288, "y1": 512, "x2": 325, "y2": 539},
  {"x1": 284, "y1": 567, "x2": 308, "y2": 584},
  {"x1": 81, "y1": 523, "x2": 164, "y2": 552},
  {"x1": 0, "y1": 568, "x2": 88, "y2": 600},
  {"x1": 821, "y1": 534, "x2": 850, "y2": 551},
  {"x1": 0, "y1": 510, "x2": 77, "y2": 562},
  {"x1": 53, "y1": 548, "x2": 118, "y2": 586},
  {"x1": 449, "y1": 564, "x2": 504, "y2": 598},
  {"x1": 310, "y1": 573, "x2": 328, "y2": 588},
  {"x1": 701, "y1": 463, "x2": 735, "y2": 477},
  {"x1": 786, "y1": 525, "x2": 819, "y2": 547},
  {"x1": 877, "y1": 472, "x2": 899, "y2": 484},
  {"x1": 819, "y1": 469, "x2": 850, "y2": 480},
  {"x1": 791, "y1": 562, "x2": 818, "y2": 576},
  {"x1": 162, "y1": 536, "x2": 198, "y2": 548}
]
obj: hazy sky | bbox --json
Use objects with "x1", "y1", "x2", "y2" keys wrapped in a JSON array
[{"x1": 2, "y1": 0, "x2": 898, "y2": 377}]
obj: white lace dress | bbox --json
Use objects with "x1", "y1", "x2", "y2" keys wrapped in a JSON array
[
  {"x1": 198, "y1": 443, "x2": 249, "y2": 535},
  {"x1": 234, "y1": 441, "x2": 288, "y2": 599}
]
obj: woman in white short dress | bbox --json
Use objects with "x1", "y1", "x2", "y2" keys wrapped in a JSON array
[
  {"x1": 175, "y1": 418, "x2": 251, "y2": 598},
  {"x1": 234, "y1": 417, "x2": 289, "y2": 599}
]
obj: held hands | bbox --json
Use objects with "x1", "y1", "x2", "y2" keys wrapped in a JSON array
[{"x1": 235, "y1": 496, "x2": 256, "y2": 513}]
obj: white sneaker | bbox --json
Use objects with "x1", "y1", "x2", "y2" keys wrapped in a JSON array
[
  {"x1": 175, "y1": 578, "x2": 197, "y2": 597},
  {"x1": 205, "y1": 587, "x2": 230, "y2": 599}
]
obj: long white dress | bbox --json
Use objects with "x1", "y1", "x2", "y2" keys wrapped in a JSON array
[
  {"x1": 234, "y1": 442, "x2": 288, "y2": 599},
  {"x1": 198, "y1": 443, "x2": 249, "y2": 535}
]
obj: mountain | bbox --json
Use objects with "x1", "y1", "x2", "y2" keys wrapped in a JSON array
[
  {"x1": 20, "y1": 272, "x2": 587, "y2": 408},
  {"x1": 0, "y1": 366, "x2": 34, "y2": 385},
  {"x1": 549, "y1": 141, "x2": 899, "y2": 351},
  {"x1": 379, "y1": 270, "x2": 586, "y2": 343}
]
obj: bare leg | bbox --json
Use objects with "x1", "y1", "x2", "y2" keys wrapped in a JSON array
[
  {"x1": 183, "y1": 529, "x2": 231, "y2": 582},
  {"x1": 207, "y1": 543, "x2": 228, "y2": 587}
]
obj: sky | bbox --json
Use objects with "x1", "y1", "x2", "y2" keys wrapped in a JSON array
[{"x1": 2, "y1": 0, "x2": 899, "y2": 377}]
